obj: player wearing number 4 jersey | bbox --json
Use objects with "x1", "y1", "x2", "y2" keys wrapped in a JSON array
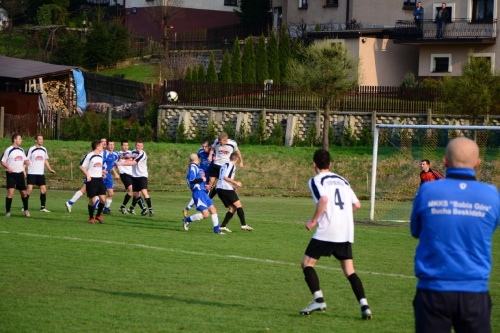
[{"x1": 300, "y1": 149, "x2": 372, "y2": 319}]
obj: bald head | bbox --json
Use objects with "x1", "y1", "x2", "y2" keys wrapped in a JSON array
[
  {"x1": 189, "y1": 153, "x2": 199, "y2": 164},
  {"x1": 444, "y1": 137, "x2": 481, "y2": 169}
]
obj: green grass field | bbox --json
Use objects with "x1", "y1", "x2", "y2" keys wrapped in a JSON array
[{"x1": 1, "y1": 190, "x2": 500, "y2": 332}]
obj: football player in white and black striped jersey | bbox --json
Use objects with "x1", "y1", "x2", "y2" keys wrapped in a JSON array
[
  {"x1": 79, "y1": 140, "x2": 107, "y2": 224},
  {"x1": 216, "y1": 152, "x2": 252, "y2": 233},
  {"x1": 25, "y1": 134, "x2": 56, "y2": 212},
  {"x1": 1, "y1": 134, "x2": 31, "y2": 217},
  {"x1": 207, "y1": 132, "x2": 243, "y2": 199}
]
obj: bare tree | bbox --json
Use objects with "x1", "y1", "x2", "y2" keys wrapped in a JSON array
[{"x1": 146, "y1": 0, "x2": 183, "y2": 60}]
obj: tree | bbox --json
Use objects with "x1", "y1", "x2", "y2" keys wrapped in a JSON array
[
  {"x1": 145, "y1": 0, "x2": 183, "y2": 60},
  {"x1": 234, "y1": 0, "x2": 271, "y2": 28},
  {"x1": 267, "y1": 29, "x2": 280, "y2": 84},
  {"x1": 440, "y1": 55, "x2": 500, "y2": 125},
  {"x1": 231, "y1": 37, "x2": 243, "y2": 83},
  {"x1": 255, "y1": 34, "x2": 268, "y2": 84},
  {"x1": 197, "y1": 63, "x2": 205, "y2": 82},
  {"x1": 206, "y1": 52, "x2": 218, "y2": 82},
  {"x1": 241, "y1": 36, "x2": 256, "y2": 84},
  {"x1": 284, "y1": 41, "x2": 359, "y2": 150},
  {"x1": 219, "y1": 50, "x2": 232, "y2": 83},
  {"x1": 84, "y1": 20, "x2": 112, "y2": 71},
  {"x1": 185, "y1": 65, "x2": 192, "y2": 81},
  {"x1": 279, "y1": 24, "x2": 291, "y2": 82},
  {"x1": 109, "y1": 18, "x2": 130, "y2": 67}
]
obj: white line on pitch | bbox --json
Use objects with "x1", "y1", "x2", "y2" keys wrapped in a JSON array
[{"x1": 0, "y1": 230, "x2": 415, "y2": 279}]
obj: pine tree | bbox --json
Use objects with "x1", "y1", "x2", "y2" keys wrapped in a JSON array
[
  {"x1": 219, "y1": 50, "x2": 232, "y2": 83},
  {"x1": 206, "y1": 52, "x2": 218, "y2": 82},
  {"x1": 255, "y1": 34, "x2": 268, "y2": 84},
  {"x1": 242, "y1": 36, "x2": 256, "y2": 84},
  {"x1": 191, "y1": 64, "x2": 198, "y2": 82},
  {"x1": 267, "y1": 29, "x2": 280, "y2": 84},
  {"x1": 231, "y1": 37, "x2": 243, "y2": 83},
  {"x1": 197, "y1": 63, "x2": 205, "y2": 82},
  {"x1": 279, "y1": 24, "x2": 291, "y2": 82},
  {"x1": 185, "y1": 65, "x2": 192, "y2": 81}
]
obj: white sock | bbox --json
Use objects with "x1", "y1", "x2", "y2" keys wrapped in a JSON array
[
  {"x1": 105, "y1": 199, "x2": 112, "y2": 208},
  {"x1": 211, "y1": 214, "x2": 219, "y2": 227},
  {"x1": 186, "y1": 198, "x2": 195, "y2": 210},
  {"x1": 359, "y1": 298, "x2": 368, "y2": 307},
  {"x1": 190, "y1": 213, "x2": 203, "y2": 222},
  {"x1": 314, "y1": 290, "x2": 323, "y2": 302},
  {"x1": 70, "y1": 190, "x2": 83, "y2": 203}
]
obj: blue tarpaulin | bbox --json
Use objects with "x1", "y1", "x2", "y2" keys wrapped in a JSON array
[{"x1": 72, "y1": 69, "x2": 87, "y2": 112}]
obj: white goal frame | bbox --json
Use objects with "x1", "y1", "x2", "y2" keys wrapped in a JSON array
[{"x1": 370, "y1": 124, "x2": 500, "y2": 221}]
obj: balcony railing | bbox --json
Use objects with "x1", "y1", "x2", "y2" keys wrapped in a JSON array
[
  {"x1": 393, "y1": 18, "x2": 497, "y2": 40},
  {"x1": 82, "y1": 0, "x2": 110, "y2": 5}
]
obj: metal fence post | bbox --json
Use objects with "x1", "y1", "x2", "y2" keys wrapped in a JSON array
[
  {"x1": 107, "y1": 106, "x2": 111, "y2": 137},
  {"x1": 0, "y1": 106, "x2": 4, "y2": 138},
  {"x1": 56, "y1": 109, "x2": 60, "y2": 140}
]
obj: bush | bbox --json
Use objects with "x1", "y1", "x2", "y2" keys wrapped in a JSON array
[
  {"x1": 340, "y1": 120, "x2": 356, "y2": 147},
  {"x1": 112, "y1": 119, "x2": 127, "y2": 141},
  {"x1": 420, "y1": 77, "x2": 441, "y2": 89},
  {"x1": 67, "y1": 116, "x2": 81, "y2": 140},
  {"x1": 305, "y1": 124, "x2": 319, "y2": 147},
  {"x1": 253, "y1": 114, "x2": 267, "y2": 144},
  {"x1": 205, "y1": 119, "x2": 218, "y2": 143},
  {"x1": 176, "y1": 119, "x2": 188, "y2": 143},
  {"x1": 328, "y1": 125, "x2": 336, "y2": 145},
  {"x1": 236, "y1": 121, "x2": 249, "y2": 145},
  {"x1": 143, "y1": 121, "x2": 154, "y2": 142},
  {"x1": 194, "y1": 124, "x2": 203, "y2": 143},
  {"x1": 359, "y1": 123, "x2": 372, "y2": 146},
  {"x1": 272, "y1": 121, "x2": 284, "y2": 146},
  {"x1": 292, "y1": 124, "x2": 301, "y2": 147},
  {"x1": 400, "y1": 72, "x2": 418, "y2": 88},
  {"x1": 129, "y1": 120, "x2": 142, "y2": 142},
  {"x1": 223, "y1": 118, "x2": 236, "y2": 139},
  {"x1": 158, "y1": 121, "x2": 169, "y2": 142}
]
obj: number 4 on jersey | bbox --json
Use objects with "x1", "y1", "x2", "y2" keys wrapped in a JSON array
[{"x1": 334, "y1": 188, "x2": 344, "y2": 210}]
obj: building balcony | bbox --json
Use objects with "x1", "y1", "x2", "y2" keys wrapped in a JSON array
[
  {"x1": 82, "y1": 0, "x2": 110, "y2": 6},
  {"x1": 393, "y1": 19, "x2": 497, "y2": 44}
]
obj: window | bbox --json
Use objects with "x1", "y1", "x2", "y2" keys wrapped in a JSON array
[
  {"x1": 473, "y1": 53, "x2": 495, "y2": 71},
  {"x1": 299, "y1": 0, "x2": 308, "y2": 9},
  {"x1": 431, "y1": 54, "x2": 452, "y2": 73},
  {"x1": 403, "y1": 0, "x2": 417, "y2": 7},
  {"x1": 324, "y1": 0, "x2": 338, "y2": 6},
  {"x1": 472, "y1": 0, "x2": 494, "y2": 22},
  {"x1": 224, "y1": 0, "x2": 237, "y2": 6}
]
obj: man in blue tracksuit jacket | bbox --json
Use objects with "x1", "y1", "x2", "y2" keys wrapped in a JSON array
[{"x1": 411, "y1": 137, "x2": 499, "y2": 333}]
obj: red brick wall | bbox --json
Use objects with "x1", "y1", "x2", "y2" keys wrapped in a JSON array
[{"x1": 124, "y1": 6, "x2": 240, "y2": 38}]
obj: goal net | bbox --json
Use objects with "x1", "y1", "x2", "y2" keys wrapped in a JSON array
[{"x1": 370, "y1": 124, "x2": 500, "y2": 222}]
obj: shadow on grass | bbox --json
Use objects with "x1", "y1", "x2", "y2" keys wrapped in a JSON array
[{"x1": 69, "y1": 286, "x2": 244, "y2": 308}]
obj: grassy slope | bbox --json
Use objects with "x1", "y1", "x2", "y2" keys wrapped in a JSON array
[{"x1": 98, "y1": 65, "x2": 158, "y2": 83}]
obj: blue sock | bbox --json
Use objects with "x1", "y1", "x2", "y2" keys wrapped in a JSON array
[
  {"x1": 68, "y1": 201, "x2": 74, "y2": 205},
  {"x1": 214, "y1": 225, "x2": 220, "y2": 233}
]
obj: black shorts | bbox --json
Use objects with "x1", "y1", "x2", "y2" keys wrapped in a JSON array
[
  {"x1": 305, "y1": 239, "x2": 353, "y2": 261},
  {"x1": 210, "y1": 164, "x2": 222, "y2": 178},
  {"x1": 86, "y1": 177, "x2": 106, "y2": 198},
  {"x1": 27, "y1": 174, "x2": 46, "y2": 186},
  {"x1": 413, "y1": 289, "x2": 491, "y2": 333},
  {"x1": 217, "y1": 189, "x2": 239, "y2": 207},
  {"x1": 6, "y1": 172, "x2": 26, "y2": 190},
  {"x1": 120, "y1": 173, "x2": 133, "y2": 189},
  {"x1": 132, "y1": 177, "x2": 148, "y2": 192}
]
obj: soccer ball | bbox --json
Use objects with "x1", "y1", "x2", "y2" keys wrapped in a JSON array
[{"x1": 166, "y1": 91, "x2": 178, "y2": 103}]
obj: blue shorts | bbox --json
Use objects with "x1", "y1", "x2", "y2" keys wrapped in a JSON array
[
  {"x1": 103, "y1": 175, "x2": 114, "y2": 189},
  {"x1": 192, "y1": 190, "x2": 214, "y2": 211}
]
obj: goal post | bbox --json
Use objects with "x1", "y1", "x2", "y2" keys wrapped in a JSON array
[{"x1": 370, "y1": 124, "x2": 500, "y2": 221}]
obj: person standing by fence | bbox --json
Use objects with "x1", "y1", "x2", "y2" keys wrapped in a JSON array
[{"x1": 413, "y1": 2, "x2": 424, "y2": 38}]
